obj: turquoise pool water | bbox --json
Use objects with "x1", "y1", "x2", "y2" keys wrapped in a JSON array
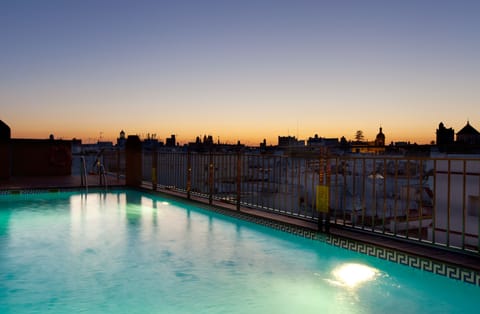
[{"x1": 0, "y1": 190, "x2": 478, "y2": 314}]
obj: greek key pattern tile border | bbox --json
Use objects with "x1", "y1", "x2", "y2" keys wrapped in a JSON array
[
  {"x1": 208, "y1": 206, "x2": 322, "y2": 240},
  {"x1": 325, "y1": 236, "x2": 480, "y2": 286},
  {"x1": 208, "y1": 206, "x2": 480, "y2": 286},
  {"x1": 0, "y1": 187, "x2": 105, "y2": 195}
]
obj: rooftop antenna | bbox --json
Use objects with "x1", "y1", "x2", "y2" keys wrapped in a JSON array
[{"x1": 296, "y1": 120, "x2": 299, "y2": 139}]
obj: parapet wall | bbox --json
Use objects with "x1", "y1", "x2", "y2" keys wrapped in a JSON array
[{"x1": 9, "y1": 139, "x2": 72, "y2": 176}]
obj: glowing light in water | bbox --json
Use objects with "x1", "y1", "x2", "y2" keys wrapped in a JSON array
[{"x1": 332, "y1": 263, "x2": 378, "y2": 288}]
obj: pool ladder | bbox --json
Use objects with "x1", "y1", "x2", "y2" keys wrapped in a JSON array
[
  {"x1": 80, "y1": 156, "x2": 88, "y2": 192},
  {"x1": 80, "y1": 156, "x2": 108, "y2": 192},
  {"x1": 97, "y1": 159, "x2": 108, "y2": 190}
]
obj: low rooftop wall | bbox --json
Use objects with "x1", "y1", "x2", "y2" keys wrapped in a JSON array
[{"x1": 1, "y1": 139, "x2": 72, "y2": 177}]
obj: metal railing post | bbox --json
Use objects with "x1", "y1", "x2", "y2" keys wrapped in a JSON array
[
  {"x1": 447, "y1": 159, "x2": 451, "y2": 247},
  {"x1": 187, "y1": 151, "x2": 192, "y2": 200},
  {"x1": 152, "y1": 147, "x2": 158, "y2": 191},
  {"x1": 209, "y1": 152, "x2": 214, "y2": 205},
  {"x1": 117, "y1": 148, "x2": 121, "y2": 181},
  {"x1": 236, "y1": 151, "x2": 242, "y2": 210}
]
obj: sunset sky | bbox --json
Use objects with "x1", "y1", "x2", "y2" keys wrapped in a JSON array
[{"x1": 1, "y1": 0, "x2": 479, "y2": 145}]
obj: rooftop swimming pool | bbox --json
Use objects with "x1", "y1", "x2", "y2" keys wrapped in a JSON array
[{"x1": 1, "y1": 189, "x2": 479, "y2": 313}]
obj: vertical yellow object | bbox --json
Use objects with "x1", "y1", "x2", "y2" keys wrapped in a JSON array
[
  {"x1": 152, "y1": 168, "x2": 157, "y2": 184},
  {"x1": 316, "y1": 185, "x2": 329, "y2": 213}
]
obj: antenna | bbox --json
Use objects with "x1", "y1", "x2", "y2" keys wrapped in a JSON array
[{"x1": 296, "y1": 120, "x2": 299, "y2": 139}]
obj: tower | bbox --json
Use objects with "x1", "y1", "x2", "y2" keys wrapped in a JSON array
[
  {"x1": 117, "y1": 130, "x2": 127, "y2": 148},
  {"x1": 375, "y1": 127, "x2": 385, "y2": 146}
]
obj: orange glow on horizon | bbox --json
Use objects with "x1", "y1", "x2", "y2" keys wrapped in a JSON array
[{"x1": 10, "y1": 126, "x2": 436, "y2": 146}]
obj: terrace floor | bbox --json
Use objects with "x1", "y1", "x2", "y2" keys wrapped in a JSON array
[
  {"x1": 0, "y1": 174, "x2": 125, "y2": 190},
  {"x1": 1, "y1": 176, "x2": 478, "y2": 274}
]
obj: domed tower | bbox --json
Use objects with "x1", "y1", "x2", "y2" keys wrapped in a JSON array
[
  {"x1": 117, "y1": 130, "x2": 127, "y2": 148},
  {"x1": 0, "y1": 120, "x2": 11, "y2": 179},
  {"x1": 375, "y1": 127, "x2": 385, "y2": 146},
  {"x1": 0, "y1": 120, "x2": 11, "y2": 141}
]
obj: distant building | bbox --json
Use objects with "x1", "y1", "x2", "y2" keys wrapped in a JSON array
[
  {"x1": 350, "y1": 127, "x2": 386, "y2": 154},
  {"x1": 436, "y1": 122, "x2": 454, "y2": 147},
  {"x1": 260, "y1": 139, "x2": 267, "y2": 149},
  {"x1": 278, "y1": 136, "x2": 304, "y2": 148},
  {"x1": 307, "y1": 134, "x2": 322, "y2": 146},
  {"x1": 307, "y1": 134, "x2": 339, "y2": 147},
  {"x1": 0, "y1": 120, "x2": 10, "y2": 140},
  {"x1": 117, "y1": 130, "x2": 126, "y2": 149},
  {"x1": 374, "y1": 127, "x2": 385, "y2": 146},
  {"x1": 0, "y1": 120, "x2": 11, "y2": 179},
  {"x1": 139, "y1": 133, "x2": 163, "y2": 151},
  {"x1": 187, "y1": 134, "x2": 244, "y2": 152},
  {"x1": 96, "y1": 141, "x2": 114, "y2": 149},
  {"x1": 203, "y1": 135, "x2": 214, "y2": 146},
  {"x1": 456, "y1": 121, "x2": 480, "y2": 145},
  {"x1": 166, "y1": 134, "x2": 176, "y2": 147}
]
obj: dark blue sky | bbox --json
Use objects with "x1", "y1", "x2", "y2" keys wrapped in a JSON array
[{"x1": 1, "y1": 0, "x2": 479, "y2": 144}]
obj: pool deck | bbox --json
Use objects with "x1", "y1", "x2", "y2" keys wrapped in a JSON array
[
  {"x1": 1, "y1": 176, "x2": 478, "y2": 274},
  {"x1": 0, "y1": 174, "x2": 125, "y2": 190}
]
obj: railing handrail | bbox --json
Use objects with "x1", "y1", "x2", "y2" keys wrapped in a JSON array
[{"x1": 145, "y1": 150, "x2": 480, "y2": 255}]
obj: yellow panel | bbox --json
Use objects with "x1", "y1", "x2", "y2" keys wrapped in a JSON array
[
  {"x1": 316, "y1": 185, "x2": 329, "y2": 213},
  {"x1": 152, "y1": 167, "x2": 157, "y2": 184}
]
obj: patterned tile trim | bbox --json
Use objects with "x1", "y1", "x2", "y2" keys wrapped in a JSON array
[
  {"x1": 325, "y1": 236, "x2": 480, "y2": 286},
  {"x1": 0, "y1": 187, "x2": 110, "y2": 195},
  {"x1": 203, "y1": 204, "x2": 480, "y2": 286},
  {"x1": 0, "y1": 188, "x2": 64, "y2": 195}
]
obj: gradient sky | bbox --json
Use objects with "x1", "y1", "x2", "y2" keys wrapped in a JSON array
[{"x1": 1, "y1": 0, "x2": 479, "y2": 145}]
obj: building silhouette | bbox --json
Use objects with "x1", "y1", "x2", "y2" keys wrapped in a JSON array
[
  {"x1": 456, "y1": 121, "x2": 480, "y2": 145},
  {"x1": 0, "y1": 120, "x2": 11, "y2": 140},
  {"x1": 117, "y1": 130, "x2": 126, "y2": 149},
  {"x1": 307, "y1": 134, "x2": 339, "y2": 148},
  {"x1": 374, "y1": 127, "x2": 385, "y2": 146},
  {"x1": 350, "y1": 127, "x2": 386, "y2": 154},
  {"x1": 278, "y1": 136, "x2": 304, "y2": 148},
  {"x1": 435, "y1": 121, "x2": 480, "y2": 153},
  {"x1": 166, "y1": 134, "x2": 176, "y2": 147},
  {"x1": 436, "y1": 122, "x2": 454, "y2": 147}
]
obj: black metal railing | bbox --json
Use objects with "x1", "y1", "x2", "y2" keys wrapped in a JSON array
[{"x1": 142, "y1": 150, "x2": 480, "y2": 255}]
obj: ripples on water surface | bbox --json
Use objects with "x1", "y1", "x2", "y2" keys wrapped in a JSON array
[{"x1": 0, "y1": 190, "x2": 478, "y2": 313}]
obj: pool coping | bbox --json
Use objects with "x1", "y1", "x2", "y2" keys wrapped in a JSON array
[{"x1": 1, "y1": 186, "x2": 479, "y2": 286}]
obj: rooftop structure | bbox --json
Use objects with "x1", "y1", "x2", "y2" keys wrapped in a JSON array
[{"x1": 457, "y1": 121, "x2": 480, "y2": 145}]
